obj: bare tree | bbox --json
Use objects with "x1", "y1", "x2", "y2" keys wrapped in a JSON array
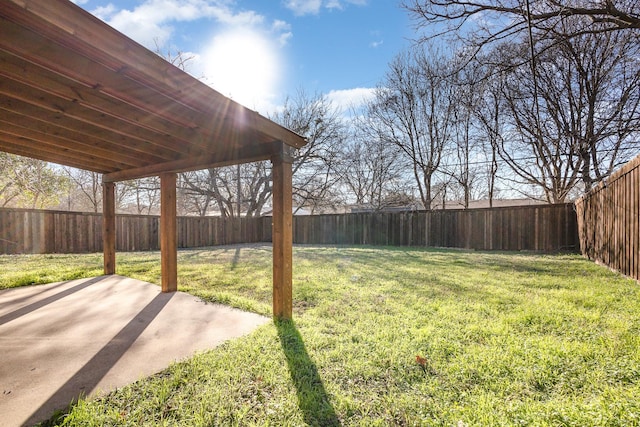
[
  {"x1": 270, "y1": 90, "x2": 345, "y2": 214},
  {"x1": 180, "y1": 162, "x2": 271, "y2": 218},
  {"x1": 178, "y1": 171, "x2": 215, "y2": 216},
  {"x1": 403, "y1": 0, "x2": 640, "y2": 51},
  {"x1": 498, "y1": 22, "x2": 640, "y2": 201},
  {"x1": 154, "y1": 39, "x2": 196, "y2": 73},
  {"x1": 338, "y1": 115, "x2": 408, "y2": 210},
  {"x1": 472, "y1": 60, "x2": 505, "y2": 207},
  {"x1": 367, "y1": 47, "x2": 457, "y2": 210},
  {"x1": 62, "y1": 168, "x2": 102, "y2": 212},
  {"x1": 444, "y1": 60, "x2": 489, "y2": 208},
  {"x1": 558, "y1": 23, "x2": 640, "y2": 189},
  {"x1": 119, "y1": 177, "x2": 160, "y2": 214},
  {"x1": 177, "y1": 91, "x2": 344, "y2": 217}
]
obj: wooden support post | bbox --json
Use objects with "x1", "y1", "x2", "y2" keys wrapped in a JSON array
[
  {"x1": 271, "y1": 144, "x2": 294, "y2": 319},
  {"x1": 160, "y1": 173, "x2": 177, "y2": 293},
  {"x1": 102, "y1": 181, "x2": 116, "y2": 275}
]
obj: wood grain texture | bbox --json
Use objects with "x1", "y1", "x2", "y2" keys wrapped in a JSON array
[
  {"x1": 271, "y1": 150, "x2": 293, "y2": 319},
  {"x1": 102, "y1": 182, "x2": 116, "y2": 275},
  {"x1": 160, "y1": 173, "x2": 177, "y2": 293},
  {"x1": 0, "y1": 0, "x2": 305, "y2": 178},
  {"x1": 576, "y1": 154, "x2": 640, "y2": 282},
  {"x1": 1, "y1": 204, "x2": 579, "y2": 256}
]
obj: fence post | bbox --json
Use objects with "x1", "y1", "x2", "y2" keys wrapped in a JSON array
[
  {"x1": 102, "y1": 181, "x2": 116, "y2": 275},
  {"x1": 271, "y1": 145, "x2": 294, "y2": 319},
  {"x1": 160, "y1": 173, "x2": 177, "y2": 293}
]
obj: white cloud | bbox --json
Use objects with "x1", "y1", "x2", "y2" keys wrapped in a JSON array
[
  {"x1": 272, "y1": 20, "x2": 293, "y2": 46},
  {"x1": 92, "y1": 0, "x2": 265, "y2": 49},
  {"x1": 272, "y1": 19, "x2": 291, "y2": 32},
  {"x1": 91, "y1": 4, "x2": 116, "y2": 19},
  {"x1": 369, "y1": 30, "x2": 383, "y2": 48},
  {"x1": 325, "y1": 0, "x2": 342, "y2": 10},
  {"x1": 283, "y1": 0, "x2": 322, "y2": 16},
  {"x1": 327, "y1": 87, "x2": 375, "y2": 110},
  {"x1": 283, "y1": 0, "x2": 367, "y2": 16}
]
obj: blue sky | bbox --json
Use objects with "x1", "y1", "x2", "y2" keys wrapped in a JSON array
[{"x1": 71, "y1": 0, "x2": 414, "y2": 113}]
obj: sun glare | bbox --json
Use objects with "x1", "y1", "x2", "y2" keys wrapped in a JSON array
[{"x1": 202, "y1": 29, "x2": 281, "y2": 111}]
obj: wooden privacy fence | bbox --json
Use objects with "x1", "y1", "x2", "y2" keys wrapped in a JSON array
[
  {"x1": 575, "y1": 154, "x2": 640, "y2": 282},
  {"x1": 285, "y1": 204, "x2": 578, "y2": 251},
  {"x1": 0, "y1": 209, "x2": 264, "y2": 254},
  {"x1": 1, "y1": 203, "x2": 578, "y2": 255}
]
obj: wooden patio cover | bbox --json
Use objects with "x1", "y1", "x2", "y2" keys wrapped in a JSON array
[{"x1": 0, "y1": 0, "x2": 306, "y2": 318}]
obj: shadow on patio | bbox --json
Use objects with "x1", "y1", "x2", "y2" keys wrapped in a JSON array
[{"x1": 0, "y1": 275, "x2": 269, "y2": 426}]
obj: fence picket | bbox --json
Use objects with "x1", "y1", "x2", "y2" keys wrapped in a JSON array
[
  {"x1": 575, "y1": 154, "x2": 640, "y2": 282},
  {"x1": 0, "y1": 204, "x2": 579, "y2": 255}
]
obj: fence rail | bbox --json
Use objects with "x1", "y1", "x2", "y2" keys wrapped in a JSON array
[
  {"x1": 286, "y1": 204, "x2": 578, "y2": 251},
  {"x1": 0, "y1": 209, "x2": 264, "y2": 254},
  {"x1": 1, "y1": 203, "x2": 578, "y2": 255},
  {"x1": 575, "y1": 154, "x2": 640, "y2": 282}
]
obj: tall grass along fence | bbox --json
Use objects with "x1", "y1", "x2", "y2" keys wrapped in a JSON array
[
  {"x1": 1, "y1": 204, "x2": 577, "y2": 255},
  {"x1": 575, "y1": 154, "x2": 640, "y2": 282},
  {"x1": 0, "y1": 209, "x2": 264, "y2": 254}
]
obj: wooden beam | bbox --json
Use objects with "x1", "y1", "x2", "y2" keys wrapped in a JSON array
[
  {"x1": 0, "y1": 46, "x2": 201, "y2": 131},
  {"x1": 103, "y1": 141, "x2": 280, "y2": 183},
  {"x1": 0, "y1": 94, "x2": 175, "y2": 164},
  {"x1": 271, "y1": 143, "x2": 294, "y2": 319},
  {"x1": 0, "y1": 48, "x2": 218, "y2": 158},
  {"x1": 160, "y1": 173, "x2": 177, "y2": 293},
  {"x1": 0, "y1": 71, "x2": 190, "y2": 159},
  {"x1": 102, "y1": 181, "x2": 116, "y2": 275},
  {"x1": 0, "y1": 3, "x2": 306, "y2": 150},
  {"x1": 0, "y1": 136, "x2": 116, "y2": 173},
  {"x1": 0, "y1": 111, "x2": 144, "y2": 168},
  {"x1": 0, "y1": 0, "x2": 308, "y2": 201}
]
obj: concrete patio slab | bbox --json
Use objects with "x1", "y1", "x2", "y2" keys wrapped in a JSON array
[{"x1": 0, "y1": 275, "x2": 270, "y2": 426}]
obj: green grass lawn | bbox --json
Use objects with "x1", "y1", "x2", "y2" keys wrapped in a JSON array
[{"x1": 2, "y1": 245, "x2": 639, "y2": 426}]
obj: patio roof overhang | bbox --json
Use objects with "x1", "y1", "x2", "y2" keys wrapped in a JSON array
[
  {"x1": 0, "y1": 0, "x2": 305, "y2": 319},
  {"x1": 0, "y1": 0, "x2": 305, "y2": 179}
]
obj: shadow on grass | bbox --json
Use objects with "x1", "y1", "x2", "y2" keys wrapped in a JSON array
[
  {"x1": 276, "y1": 319, "x2": 341, "y2": 427},
  {"x1": 231, "y1": 246, "x2": 241, "y2": 270}
]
